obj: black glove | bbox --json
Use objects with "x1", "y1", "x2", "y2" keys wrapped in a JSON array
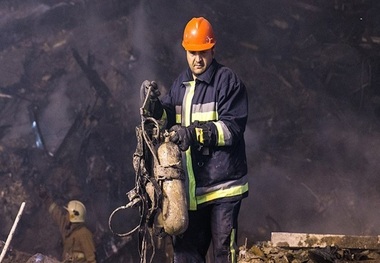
[
  {"x1": 169, "y1": 125, "x2": 196, "y2": 151},
  {"x1": 141, "y1": 80, "x2": 160, "y2": 100},
  {"x1": 140, "y1": 80, "x2": 163, "y2": 119}
]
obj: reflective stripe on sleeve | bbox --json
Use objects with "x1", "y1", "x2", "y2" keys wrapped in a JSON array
[{"x1": 214, "y1": 121, "x2": 232, "y2": 146}]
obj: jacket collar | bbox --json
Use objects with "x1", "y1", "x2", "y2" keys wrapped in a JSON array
[{"x1": 184, "y1": 59, "x2": 219, "y2": 85}]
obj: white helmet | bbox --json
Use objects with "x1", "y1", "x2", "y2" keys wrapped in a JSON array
[{"x1": 64, "y1": 200, "x2": 87, "y2": 223}]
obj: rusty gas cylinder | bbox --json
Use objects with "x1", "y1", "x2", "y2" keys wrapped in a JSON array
[{"x1": 155, "y1": 135, "x2": 188, "y2": 235}]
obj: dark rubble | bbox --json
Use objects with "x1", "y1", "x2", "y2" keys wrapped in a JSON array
[
  {"x1": 238, "y1": 241, "x2": 380, "y2": 263},
  {"x1": 2, "y1": 0, "x2": 380, "y2": 262}
]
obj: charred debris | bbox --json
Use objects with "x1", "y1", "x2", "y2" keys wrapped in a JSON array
[{"x1": 1, "y1": 0, "x2": 380, "y2": 262}]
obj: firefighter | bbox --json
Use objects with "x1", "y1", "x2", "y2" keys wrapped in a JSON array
[
  {"x1": 38, "y1": 187, "x2": 97, "y2": 263},
  {"x1": 147, "y1": 16, "x2": 249, "y2": 263}
]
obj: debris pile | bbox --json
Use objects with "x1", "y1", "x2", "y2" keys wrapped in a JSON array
[
  {"x1": 238, "y1": 242, "x2": 380, "y2": 263},
  {"x1": 238, "y1": 232, "x2": 380, "y2": 263}
]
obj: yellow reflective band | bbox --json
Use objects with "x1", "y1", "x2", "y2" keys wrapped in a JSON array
[
  {"x1": 214, "y1": 121, "x2": 225, "y2": 146},
  {"x1": 182, "y1": 80, "x2": 197, "y2": 210},
  {"x1": 184, "y1": 81, "x2": 195, "y2": 126},
  {"x1": 176, "y1": 114, "x2": 181, "y2": 124},
  {"x1": 161, "y1": 110, "x2": 167, "y2": 122},
  {"x1": 196, "y1": 183, "x2": 249, "y2": 204},
  {"x1": 230, "y1": 228, "x2": 237, "y2": 263},
  {"x1": 191, "y1": 111, "x2": 218, "y2": 122},
  {"x1": 159, "y1": 110, "x2": 168, "y2": 129},
  {"x1": 195, "y1": 127, "x2": 203, "y2": 144},
  {"x1": 186, "y1": 148, "x2": 197, "y2": 211}
]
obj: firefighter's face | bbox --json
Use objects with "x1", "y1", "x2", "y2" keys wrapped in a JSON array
[{"x1": 186, "y1": 48, "x2": 214, "y2": 77}]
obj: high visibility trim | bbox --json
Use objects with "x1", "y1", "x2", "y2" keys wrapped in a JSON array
[
  {"x1": 214, "y1": 121, "x2": 225, "y2": 146},
  {"x1": 192, "y1": 102, "x2": 218, "y2": 114},
  {"x1": 182, "y1": 80, "x2": 197, "y2": 210},
  {"x1": 175, "y1": 114, "x2": 181, "y2": 123},
  {"x1": 191, "y1": 111, "x2": 218, "y2": 122},
  {"x1": 176, "y1": 105, "x2": 218, "y2": 123},
  {"x1": 196, "y1": 176, "x2": 248, "y2": 196},
  {"x1": 192, "y1": 102, "x2": 218, "y2": 122},
  {"x1": 186, "y1": 147, "x2": 197, "y2": 211},
  {"x1": 195, "y1": 127, "x2": 203, "y2": 144},
  {"x1": 183, "y1": 81, "x2": 195, "y2": 126},
  {"x1": 196, "y1": 182, "x2": 248, "y2": 204},
  {"x1": 175, "y1": 105, "x2": 182, "y2": 123},
  {"x1": 214, "y1": 121, "x2": 233, "y2": 146},
  {"x1": 159, "y1": 110, "x2": 168, "y2": 129},
  {"x1": 230, "y1": 228, "x2": 237, "y2": 263}
]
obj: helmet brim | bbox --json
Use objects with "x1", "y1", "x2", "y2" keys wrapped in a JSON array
[{"x1": 182, "y1": 42, "x2": 215, "y2": 51}]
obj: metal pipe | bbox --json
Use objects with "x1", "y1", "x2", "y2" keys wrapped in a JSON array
[{"x1": 0, "y1": 202, "x2": 26, "y2": 263}]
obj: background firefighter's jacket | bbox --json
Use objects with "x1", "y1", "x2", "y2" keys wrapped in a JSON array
[{"x1": 45, "y1": 198, "x2": 97, "y2": 263}]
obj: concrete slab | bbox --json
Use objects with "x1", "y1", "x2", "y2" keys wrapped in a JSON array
[{"x1": 271, "y1": 232, "x2": 380, "y2": 249}]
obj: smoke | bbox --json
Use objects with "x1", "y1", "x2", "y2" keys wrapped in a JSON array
[
  {"x1": 129, "y1": 2, "x2": 155, "y2": 83},
  {"x1": 240, "y1": 82, "x2": 380, "y2": 244},
  {"x1": 39, "y1": 77, "x2": 72, "y2": 154},
  {"x1": 1, "y1": 101, "x2": 31, "y2": 143}
]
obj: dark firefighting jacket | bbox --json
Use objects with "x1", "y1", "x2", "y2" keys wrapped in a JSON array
[
  {"x1": 161, "y1": 59, "x2": 249, "y2": 210},
  {"x1": 47, "y1": 202, "x2": 97, "y2": 263}
]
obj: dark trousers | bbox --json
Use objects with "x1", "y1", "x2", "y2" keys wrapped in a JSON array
[{"x1": 173, "y1": 200, "x2": 241, "y2": 263}]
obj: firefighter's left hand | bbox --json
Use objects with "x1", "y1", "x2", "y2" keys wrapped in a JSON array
[{"x1": 169, "y1": 125, "x2": 195, "y2": 151}]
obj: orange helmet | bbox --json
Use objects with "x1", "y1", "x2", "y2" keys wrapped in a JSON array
[{"x1": 182, "y1": 17, "x2": 216, "y2": 51}]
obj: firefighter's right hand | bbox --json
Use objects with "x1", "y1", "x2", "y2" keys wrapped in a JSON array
[
  {"x1": 141, "y1": 80, "x2": 163, "y2": 118},
  {"x1": 169, "y1": 125, "x2": 195, "y2": 151},
  {"x1": 141, "y1": 80, "x2": 160, "y2": 101}
]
